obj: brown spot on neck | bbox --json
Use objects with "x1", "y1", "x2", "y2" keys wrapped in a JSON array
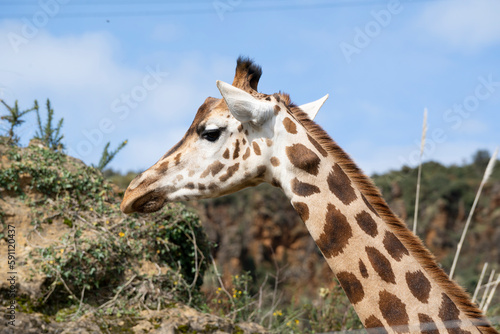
[
  {"x1": 290, "y1": 178, "x2": 320, "y2": 197},
  {"x1": 365, "y1": 315, "x2": 388, "y2": 334},
  {"x1": 307, "y1": 134, "x2": 328, "y2": 157},
  {"x1": 292, "y1": 201, "x2": 309, "y2": 221},
  {"x1": 327, "y1": 164, "x2": 357, "y2": 205},
  {"x1": 378, "y1": 290, "x2": 409, "y2": 333},
  {"x1": 316, "y1": 203, "x2": 352, "y2": 258},
  {"x1": 337, "y1": 271, "x2": 364, "y2": 304},
  {"x1": 366, "y1": 246, "x2": 396, "y2": 284},
  {"x1": 359, "y1": 259, "x2": 369, "y2": 278},
  {"x1": 355, "y1": 211, "x2": 378, "y2": 237},
  {"x1": 270, "y1": 157, "x2": 280, "y2": 167},
  {"x1": 383, "y1": 231, "x2": 409, "y2": 262},
  {"x1": 286, "y1": 143, "x2": 321, "y2": 176},
  {"x1": 223, "y1": 148, "x2": 230, "y2": 159},
  {"x1": 418, "y1": 314, "x2": 440, "y2": 334},
  {"x1": 406, "y1": 270, "x2": 431, "y2": 304},
  {"x1": 283, "y1": 117, "x2": 297, "y2": 134}
]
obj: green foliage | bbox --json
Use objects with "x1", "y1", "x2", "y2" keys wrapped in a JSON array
[
  {"x1": 207, "y1": 271, "x2": 362, "y2": 333},
  {"x1": 34, "y1": 99, "x2": 64, "y2": 150},
  {"x1": 0, "y1": 143, "x2": 212, "y2": 320},
  {"x1": 303, "y1": 285, "x2": 362, "y2": 333},
  {"x1": 0, "y1": 99, "x2": 37, "y2": 144},
  {"x1": 0, "y1": 145, "x2": 107, "y2": 200},
  {"x1": 95, "y1": 140, "x2": 128, "y2": 171}
]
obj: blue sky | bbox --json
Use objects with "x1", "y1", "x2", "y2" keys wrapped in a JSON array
[{"x1": 1, "y1": 0, "x2": 499, "y2": 175}]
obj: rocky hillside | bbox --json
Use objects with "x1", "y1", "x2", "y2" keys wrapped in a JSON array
[{"x1": 0, "y1": 140, "x2": 266, "y2": 334}]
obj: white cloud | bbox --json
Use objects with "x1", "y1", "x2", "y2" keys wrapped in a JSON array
[{"x1": 418, "y1": 0, "x2": 500, "y2": 51}]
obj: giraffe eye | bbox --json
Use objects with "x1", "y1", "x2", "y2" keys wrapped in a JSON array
[{"x1": 201, "y1": 129, "x2": 222, "y2": 142}]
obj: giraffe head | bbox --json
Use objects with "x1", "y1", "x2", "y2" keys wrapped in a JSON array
[{"x1": 120, "y1": 57, "x2": 328, "y2": 214}]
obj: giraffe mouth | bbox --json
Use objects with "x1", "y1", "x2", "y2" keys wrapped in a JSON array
[{"x1": 121, "y1": 189, "x2": 166, "y2": 214}]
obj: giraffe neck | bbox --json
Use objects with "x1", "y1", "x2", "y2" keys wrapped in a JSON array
[{"x1": 271, "y1": 109, "x2": 494, "y2": 334}]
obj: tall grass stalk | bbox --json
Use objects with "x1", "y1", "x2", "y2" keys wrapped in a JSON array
[
  {"x1": 480, "y1": 270, "x2": 496, "y2": 310},
  {"x1": 483, "y1": 274, "x2": 500, "y2": 313},
  {"x1": 472, "y1": 262, "x2": 488, "y2": 303},
  {"x1": 449, "y1": 147, "x2": 499, "y2": 279},
  {"x1": 413, "y1": 108, "x2": 427, "y2": 234}
]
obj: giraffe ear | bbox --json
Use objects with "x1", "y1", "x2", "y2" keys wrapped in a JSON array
[
  {"x1": 298, "y1": 94, "x2": 329, "y2": 120},
  {"x1": 216, "y1": 80, "x2": 273, "y2": 126}
]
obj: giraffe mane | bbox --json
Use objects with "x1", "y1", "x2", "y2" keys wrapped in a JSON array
[{"x1": 284, "y1": 102, "x2": 496, "y2": 334}]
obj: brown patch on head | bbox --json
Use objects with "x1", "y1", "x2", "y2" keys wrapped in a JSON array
[
  {"x1": 220, "y1": 163, "x2": 240, "y2": 182},
  {"x1": 366, "y1": 247, "x2": 396, "y2": 284},
  {"x1": 355, "y1": 210, "x2": 378, "y2": 237},
  {"x1": 365, "y1": 315, "x2": 388, "y2": 334},
  {"x1": 292, "y1": 201, "x2": 309, "y2": 221},
  {"x1": 361, "y1": 194, "x2": 380, "y2": 217},
  {"x1": 317, "y1": 203, "x2": 353, "y2": 258},
  {"x1": 286, "y1": 143, "x2": 321, "y2": 176},
  {"x1": 307, "y1": 134, "x2": 328, "y2": 157},
  {"x1": 232, "y1": 56, "x2": 262, "y2": 92},
  {"x1": 266, "y1": 138, "x2": 273, "y2": 147},
  {"x1": 383, "y1": 231, "x2": 409, "y2": 262},
  {"x1": 379, "y1": 290, "x2": 409, "y2": 333},
  {"x1": 237, "y1": 124, "x2": 243, "y2": 132},
  {"x1": 327, "y1": 164, "x2": 357, "y2": 205},
  {"x1": 359, "y1": 259, "x2": 369, "y2": 278},
  {"x1": 418, "y1": 314, "x2": 440, "y2": 334},
  {"x1": 265, "y1": 96, "x2": 271, "y2": 101},
  {"x1": 201, "y1": 161, "x2": 225, "y2": 178},
  {"x1": 406, "y1": 270, "x2": 431, "y2": 304},
  {"x1": 223, "y1": 148, "x2": 230, "y2": 159},
  {"x1": 157, "y1": 160, "x2": 169, "y2": 174},
  {"x1": 337, "y1": 271, "x2": 364, "y2": 304},
  {"x1": 242, "y1": 147, "x2": 251, "y2": 160},
  {"x1": 252, "y1": 141, "x2": 261, "y2": 155},
  {"x1": 174, "y1": 153, "x2": 182, "y2": 166},
  {"x1": 291, "y1": 178, "x2": 320, "y2": 197},
  {"x1": 283, "y1": 117, "x2": 297, "y2": 134},
  {"x1": 242, "y1": 138, "x2": 247, "y2": 145},
  {"x1": 274, "y1": 105, "x2": 281, "y2": 115},
  {"x1": 270, "y1": 157, "x2": 280, "y2": 167},
  {"x1": 208, "y1": 183, "x2": 219, "y2": 191},
  {"x1": 233, "y1": 139, "x2": 240, "y2": 159}
]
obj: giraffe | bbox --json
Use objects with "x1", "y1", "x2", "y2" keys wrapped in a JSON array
[{"x1": 120, "y1": 57, "x2": 497, "y2": 334}]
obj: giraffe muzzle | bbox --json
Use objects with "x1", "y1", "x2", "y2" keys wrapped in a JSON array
[{"x1": 121, "y1": 189, "x2": 166, "y2": 214}]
